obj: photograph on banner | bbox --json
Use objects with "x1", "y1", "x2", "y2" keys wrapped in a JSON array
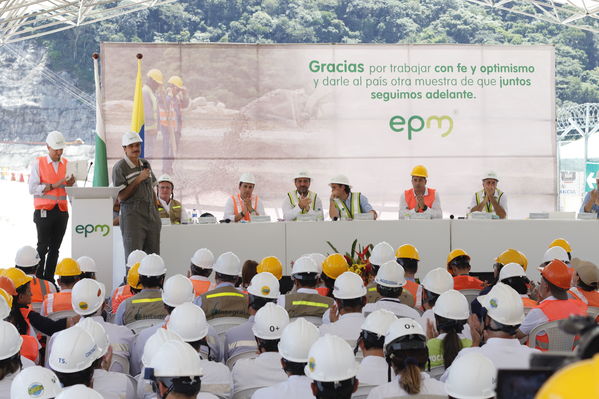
[{"x1": 101, "y1": 43, "x2": 556, "y2": 219}]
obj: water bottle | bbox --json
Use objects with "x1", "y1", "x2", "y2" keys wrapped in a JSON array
[{"x1": 192, "y1": 208, "x2": 198, "y2": 224}]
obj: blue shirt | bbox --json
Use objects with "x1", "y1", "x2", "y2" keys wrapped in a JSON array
[
  {"x1": 339, "y1": 192, "x2": 373, "y2": 214},
  {"x1": 579, "y1": 192, "x2": 599, "y2": 217}
]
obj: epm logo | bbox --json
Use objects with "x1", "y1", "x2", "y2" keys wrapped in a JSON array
[
  {"x1": 389, "y1": 114, "x2": 453, "y2": 140},
  {"x1": 75, "y1": 224, "x2": 110, "y2": 238}
]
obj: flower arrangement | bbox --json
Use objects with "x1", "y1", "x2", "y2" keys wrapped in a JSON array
[{"x1": 326, "y1": 239, "x2": 374, "y2": 281}]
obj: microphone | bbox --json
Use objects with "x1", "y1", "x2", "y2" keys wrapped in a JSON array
[
  {"x1": 83, "y1": 161, "x2": 93, "y2": 187},
  {"x1": 450, "y1": 214, "x2": 455, "y2": 219},
  {"x1": 219, "y1": 218, "x2": 231, "y2": 224},
  {"x1": 141, "y1": 160, "x2": 150, "y2": 170}
]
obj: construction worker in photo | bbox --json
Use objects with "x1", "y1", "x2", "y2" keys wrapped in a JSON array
[
  {"x1": 252, "y1": 318, "x2": 320, "y2": 399},
  {"x1": 580, "y1": 170, "x2": 599, "y2": 217},
  {"x1": 447, "y1": 249, "x2": 484, "y2": 290},
  {"x1": 114, "y1": 253, "x2": 168, "y2": 326},
  {"x1": 282, "y1": 171, "x2": 323, "y2": 221},
  {"x1": 224, "y1": 272, "x2": 280, "y2": 363},
  {"x1": 368, "y1": 318, "x2": 446, "y2": 398},
  {"x1": 468, "y1": 171, "x2": 507, "y2": 219},
  {"x1": 159, "y1": 76, "x2": 180, "y2": 174},
  {"x1": 568, "y1": 258, "x2": 599, "y2": 307},
  {"x1": 142, "y1": 68, "x2": 164, "y2": 159},
  {"x1": 10, "y1": 365, "x2": 63, "y2": 399},
  {"x1": 224, "y1": 173, "x2": 266, "y2": 222},
  {"x1": 362, "y1": 261, "x2": 420, "y2": 320},
  {"x1": 329, "y1": 174, "x2": 377, "y2": 220},
  {"x1": 189, "y1": 248, "x2": 215, "y2": 296},
  {"x1": 444, "y1": 352, "x2": 497, "y2": 399},
  {"x1": 14, "y1": 245, "x2": 56, "y2": 311},
  {"x1": 318, "y1": 253, "x2": 349, "y2": 298},
  {"x1": 418, "y1": 268, "x2": 455, "y2": 332},
  {"x1": 396, "y1": 244, "x2": 424, "y2": 308},
  {"x1": 517, "y1": 260, "x2": 587, "y2": 350},
  {"x1": 166, "y1": 75, "x2": 191, "y2": 151},
  {"x1": 231, "y1": 303, "x2": 290, "y2": 394},
  {"x1": 110, "y1": 253, "x2": 145, "y2": 315},
  {"x1": 48, "y1": 326, "x2": 99, "y2": 388},
  {"x1": 0, "y1": 320, "x2": 26, "y2": 395},
  {"x1": 28, "y1": 131, "x2": 75, "y2": 280},
  {"x1": 155, "y1": 174, "x2": 188, "y2": 224},
  {"x1": 304, "y1": 334, "x2": 360, "y2": 399},
  {"x1": 355, "y1": 309, "x2": 398, "y2": 386},
  {"x1": 399, "y1": 165, "x2": 442, "y2": 219},
  {"x1": 76, "y1": 256, "x2": 97, "y2": 280},
  {"x1": 41, "y1": 258, "x2": 81, "y2": 317},
  {"x1": 277, "y1": 256, "x2": 334, "y2": 318},
  {"x1": 194, "y1": 252, "x2": 249, "y2": 320}
]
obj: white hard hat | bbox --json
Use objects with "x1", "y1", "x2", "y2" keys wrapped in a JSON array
[
  {"x1": 162, "y1": 274, "x2": 195, "y2": 307},
  {"x1": 55, "y1": 385, "x2": 103, "y2": 399},
  {"x1": 0, "y1": 296, "x2": 9, "y2": 320},
  {"x1": 294, "y1": 171, "x2": 311, "y2": 180},
  {"x1": 77, "y1": 318, "x2": 110, "y2": 358},
  {"x1": 543, "y1": 246, "x2": 569, "y2": 263},
  {"x1": 477, "y1": 282, "x2": 524, "y2": 326},
  {"x1": 329, "y1": 174, "x2": 351, "y2": 187},
  {"x1": 445, "y1": 352, "x2": 497, "y2": 399},
  {"x1": 333, "y1": 271, "x2": 367, "y2": 299},
  {"x1": 126, "y1": 249, "x2": 147, "y2": 268},
  {"x1": 142, "y1": 328, "x2": 183, "y2": 367},
  {"x1": 15, "y1": 245, "x2": 40, "y2": 267},
  {"x1": 149, "y1": 340, "x2": 203, "y2": 378},
  {"x1": 482, "y1": 171, "x2": 499, "y2": 181},
  {"x1": 239, "y1": 173, "x2": 256, "y2": 185},
  {"x1": 292, "y1": 256, "x2": 319, "y2": 275},
  {"x1": 213, "y1": 252, "x2": 241, "y2": 276},
  {"x1": 278, "y1": 318, "x2": 320, "y2": 363},
  {"x1": 76, "y1": 256, "x2": 97, "y2": 273},
  {"x1": 499, "y1": 262, "x2": 527, "y2": 281},
  {"x1": 138, "y1": 253, "x2": 166, "y2": 277},
  {"x1": 384, "y1": 317, "x2": 426, "y2": 348},
  {"x1": 48, "y1": 326, "x2": 99, "y2": 373},
  {"x1": 71, "y1": 278, "x2": 105, "y2": 316},
  {"x1": 421, "y1": 268, "x2": 454, "y2": 295},
  {"x1": 0, "y1": 320, "x2": 22, "y2": 360},
  {"x1": 252, "y1": 302, "x2": 290, "y2": 340},
  {"x1": 360, "y1": 309, "x2": 397, "y2": 337},
  {"x1": 167, "y1": 302, "x2": 209, "y2": 342},
  {"x1": 374, "y1": 261, "x2": 407, "y2": 288},
  {"x1": 247, "y1": 272, "x2": 280, "y2": 299},
  {"x1": 10, "y1": 366, "x2": 62, "y2": 399},
  {"x1": 46, "y1": 131, "x2": 66, "y2": 150},
  {"x1": 369, "y1": 241, "x2": 396, "y2": 266},
  {"x1": 157, "y1": 174, "x2": 174, "y2": 185},
  {"x1": 305, "y1": 334, "x2": 359, "y2": 382},
  {"x1": 433, "y1": 289, "x2": 470, "y2": 320},
  {"x1": 307, "y1": 253, "x2": 325, "y2": 274},
  {"x1": 121, "y1": 131, "x2": 143, "y2": 146},
  {"x1": 190, "y1": 248, "x2": 214, "y2": 269}
]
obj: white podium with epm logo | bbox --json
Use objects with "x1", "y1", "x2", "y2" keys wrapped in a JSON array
[{"x1": 66, "y1": 187, "x2": 120, "y2": 292}]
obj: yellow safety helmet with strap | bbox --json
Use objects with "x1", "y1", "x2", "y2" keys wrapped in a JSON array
[
  {"x1": 168, "y1": 75, "x2": 183, "y2": 88},
  {"x1": 3, "y1": 268, "x2": 32, "y2": 289},
  {"x1": 411, "y1": 165, "x2": 428, "y2": 178},
  {"x1": 549, "y1": 238, "x2": 572, "y2": 254},
  {"x1": 495, "y1": 248, "x2": 528, "y2": 271},
  {"x1": 395, "y1": 244, "x2": 420, "y2": 261},
  {"x1": 447, "y1": 249, "x2": 470, "y2": 265},
  {"x1": 535, "y1": 354, "x2": 599, "y2": 399},
  {"x1": 147, "y1": 69, "x2": 164, "y2": 84},
  {"x1": 322, "y1": 254, "x2": 349, "y2": 279},
  {"x1": 127, "y1": 263, "x2": 143, "y2": 290},
  {"x1": 257, "y1": 256, "x2": 283, "y2": 280},
  {"x1": 55, "y1": 258, "x2": 81, "y2": 277}
]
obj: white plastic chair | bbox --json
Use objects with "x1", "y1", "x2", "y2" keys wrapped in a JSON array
[
  {"x1": 527, "y1": 320, "x2": 576, "y2": 351},
  {"x1": 458, "y1": 289, "x2": 480, "y2": 306},
  {"x1": 110, "y1": 353, "x2": 130, "y2": 374},
  {"x1": 225, "y1": 350, "x2": 258, "y2": 369},
  {"x1": 428, "y1": 365, "x2": 446, "y2": 379},
  {"x1": 47, "y1": 310, "x2": 78, "y2": 321},
  {"x1": 587, "y1": 306, "x2": 599, "y2": 320},
  {"x1": 126, "y1": 318, "x2": 164, "y2": 334},
  {"x1": 351, "y1": 384, "x2": 375, "y2": 398},
  {"x1": 232, "y1": 387, "x2": 259, "y2": 399},
  {"x1": 208, "y1": 317, "x2": 248, "y2": 335}
]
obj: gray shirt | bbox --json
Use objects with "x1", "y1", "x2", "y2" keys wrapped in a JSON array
[{"x1": 112, "y1": 157, "x2": 157, "y2": 203}]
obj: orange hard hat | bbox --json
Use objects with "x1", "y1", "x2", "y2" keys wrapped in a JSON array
[
  {"x1": 541, "y1": 259, "x2": 571, "y2": 290},
  {"x1": 0, "y1": 276, "x2": 17, "y2": 296}
]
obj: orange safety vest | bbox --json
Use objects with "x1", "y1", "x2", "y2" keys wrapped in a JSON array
[
  {"x1": 159, "y1": 94, "x2": 177, "y2": 128},
  {"x1": 404, "y1": 280, "x2": 423, "y2": 309},
  {"x1": 111, "y1": 285, "x2": 133, "y2": 314},
  {"x1": 30, "y1": 277, "x2": 53, "y2": 304},
  {"x1": 231, "y1": 194, "x2": 259, "y2": 222},
  {"x1": 568, "y1": 287, "x2": 599, "y2": 307},
  {"x1": 191, "y1": 279, "x2": 212, "y2": 296},
  {"x1": 42, "y1": 292, "x2": 73, "y2": 315},
  {"x1": 453, "y1": 275, "x2": 484, "y2": 291},
  {"x1": 534, "y1": 299, "x2": 587, "y2": 351},
  {"x1": 19, "y1": 307, "x2": 41, "y2": 347},
  {"x1": 20, "y1": 335, "x2": 39, "y2": 363},
  {"x1": 404, "y1": 188, "x2": 436, "y2": 212},
  {"x1": 34, "y1": 157, "x2": 68, "y2": 211},
  {"x1": 316, "y1": 287, "x2": 329, "y2": 297},
  {"x1": 522, "y1": 297, "x2": 538, "y2": 308}
]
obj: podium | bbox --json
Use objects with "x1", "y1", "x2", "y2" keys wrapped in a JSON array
[{"x1": 66, "y1": 187, "x2": 120, "y2": 291}]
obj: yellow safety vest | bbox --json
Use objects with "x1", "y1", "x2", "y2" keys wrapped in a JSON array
[
  {"x1": 475, "y1": 189, "x2": 503, "y2": 213},
  {"x1": 333, "y1": 192, "x2": 362, "y2": 219}
]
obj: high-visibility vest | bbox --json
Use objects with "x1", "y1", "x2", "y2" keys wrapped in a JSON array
[
  {"x1": 142, "y1": 85, "x2": 159, "y2": 131},
  {"x1": 159, "y1": 96, "x2": 177, "y2": 128},
  {"x1": 404, "y1": 188, "x2": 436, "y2": 212},
  {"x1": 522, "y1": 297, "x2": 538, "y2": 309},
  {"x1": 404, "y1": 280, "x2": 423, "y2": 309},
  {"x1": 231, "y1": 194, "x2": 260, "y2": 222},
  {"x1": 111, "y1": 285, "x2": 133, "y2": 314},
  {"x1": 283, "y1": 292, "x2": 334, "y2": 318},
  {"x1": 42, "y1": 292, "x2": 72, "y2": 315},
  {"x1": 333, "y1": 192, "x2": 362, "y2": 219},
  {"x1": 453, "y1": 275, "x2": 484, "y2": 291},
  {"x1": 34, "y1": 157, "x2": 68, "y2": 212},
  {"x1": 30, "y1": 277, "x2": 53, "y2": 304},
  {"x1": 568, "y1": 287, "x2": 599, "y2": 307},
  {"x1": 475, "y1": 189, "x2": 504, "y2": 213},
  {"x1": 157, "y1": 198, "x2": 183, "y2": 224},
  {"x1": 533, "y1": 299, "x2": 587, "y2": 351},
  {"x1": 191, "y1": 279, "x2": 212, "y2": 296},
  {"x1": 122, "y1": 290, "x2": 168, "y2": 325},
  {"x1": 287, "y1": 191, "x2": 317, "y2": 216},
  {"x1": 200, "y1": 286, "x2": 248, "y2": 320},
  {"x1": 316, "y1": 287, "x2": 329, "y2": 297},
  {"x1": 427, "y1": 336, "x2": 472, "y2": 368},
  {"x1": 20, "y1": 335, "x2": 39, "y2": 363},
  {"x1": 366, "y1": 283, "x2": 415, "y2": 307}
]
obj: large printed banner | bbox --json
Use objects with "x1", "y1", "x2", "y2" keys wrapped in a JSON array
[{"x1": 101, "y1": 43, "x2": 556, "y2": 219}]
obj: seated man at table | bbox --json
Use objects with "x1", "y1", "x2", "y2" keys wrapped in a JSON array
[
  {"x1": 281, "y1": 171, "x2": 323, "y2": 221},
  {"x1": 580, "y1": 171, "x2": 599, "y2": 217},
  {"x1": 399, "y1": 165, "x2": 442, "y2": 219},
  {"x1": 155, "y1": 174, "x2": 189, "y2": 224},
  {"x1": 224, "y1": 173, "x2": 266, "y2": 222},
  {"x1": 328, "y1": 174, "x2": 377, "y2": 220},
  {"x1": 468, "y1": 171, "x2": 507, "y2": 219}
]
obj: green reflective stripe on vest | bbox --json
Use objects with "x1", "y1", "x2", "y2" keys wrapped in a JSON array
[
  {"x1": 34, "y1": 194, "x2": 67, "y2": 200},
  {"x1": 172, "y1": 205, "x2": 181, "y2": 209},
  {"x1": 288, "y1": 192, "x2": 296, "y2": 208},
  {"x1": 350, "y1": 192, "x2": 361, "y2": 217},
  {"x1": 206, "y1": 292, "x2": 245, "y2": 299},
  {"x1": 475, "y1": 189, "x2": 503, "y2": 213},
  {"x1": 131, "y1": 298, "x2": 163, "y2": 304},
  {"x1": 368, "y1": 287, "x2": 377, "y2": 291},
  {"x1": 291, "y1": 300, "x2": 330, "y2": 308}
]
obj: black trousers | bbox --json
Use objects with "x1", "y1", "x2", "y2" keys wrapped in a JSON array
[{"x1": 34, "y1": 206, "x2": 69, "y2": 280}]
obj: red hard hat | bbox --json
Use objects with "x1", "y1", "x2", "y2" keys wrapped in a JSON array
[{"x1": 541, "y1": 259, "x2": 571, "y2": 290}]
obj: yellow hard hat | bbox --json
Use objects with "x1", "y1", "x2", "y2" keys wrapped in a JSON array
[
  {"x1": 411, "y1": 165, "x2": 428, "y2": 178},
  {"x1": 3, "y1": 267, "x2": 32, "y2": 289},
  {"x1": 447, "y1": 249, "x2": 470, "y2": 265},
  {"x1": 549, "y1": 238, "x2": 572, "y2": 254},
  {"x1": 495, "y1": 249, "x2": 528, "y2": 271},
  {"x1": 127, "y1": 262, "x2": 142, "y2": 290},
  {"x1": 168, "y1": 75, "x2": 183, "y2": 88},
  {"x1": 147, "y1": 69, "x2": 164, "y2": 84},
  {"x1": 535, "y1": 354, "x2": 599, "y2": 399},
  {"x1": 322, "y1": 254, "x2": 349, "y2": 279},
  {"x1": 395, "y1": 244, "x2": 420, "y2": 261},
  {"x1": 55, "y1": 258, "x2": 81, "y2": 277},
  {"x1": 0, "y1": 288, "x2": 13, "y2": 308},
  {"x1": 257, "y1": 256, "x2": 283, "y2": 280}
]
